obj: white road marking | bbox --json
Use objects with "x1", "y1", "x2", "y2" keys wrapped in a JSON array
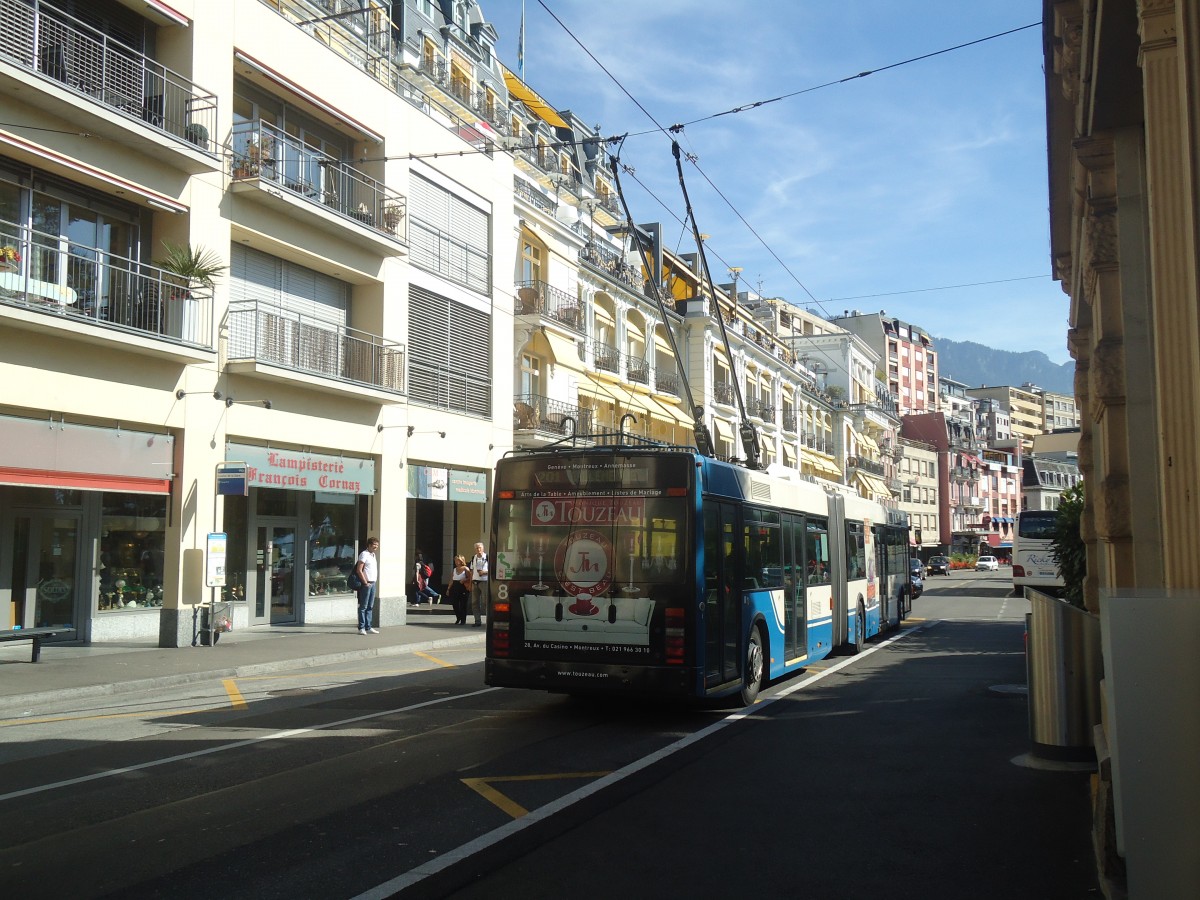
[
  {"x1": 0, "y1": 687, "x2": 501, "y2": 803},
  {"x1": 352, "y1": 621, "x2": 935, "y2": 899}
]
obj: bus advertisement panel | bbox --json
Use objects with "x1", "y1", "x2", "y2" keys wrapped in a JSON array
[{"x1": 487, "y1": 451, "x2": 695, "y2": 695}]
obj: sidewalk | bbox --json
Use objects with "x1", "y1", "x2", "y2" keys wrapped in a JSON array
[{"x1": 0, "y1": 603, "x2": 483, "y2": 709}]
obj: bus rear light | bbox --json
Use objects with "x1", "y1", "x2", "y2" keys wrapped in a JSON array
[
  {"x1": 492, "y1": 602, "x2": 510, "y2": 617},
  {"x1": 1012, "y1": 565, "x2": 1026, "y2": 577},
  {"x1": 665, "y1": 607, "x2": 685, "y2": 664},
  {"x1": 666, "y1": 487, "x2": 687, "y2": 496},
  {"x1": 492, "y1": 623, "x2": 510, "y2": 656},
  {"x1": 498, "y1": 490, "x2": 515, "y2": 499}
]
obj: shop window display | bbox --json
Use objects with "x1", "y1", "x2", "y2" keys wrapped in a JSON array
[
  {"x1": 308, "y1": 498, "x2": 358, "y2": 595},
  {"x1": 99, "y1": 494, "x2": 167, "y2": 611}
]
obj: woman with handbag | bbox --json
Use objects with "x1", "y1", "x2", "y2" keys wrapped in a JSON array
[{"x1": 446, "y1": 555, "x2": 472, "y2": 625}]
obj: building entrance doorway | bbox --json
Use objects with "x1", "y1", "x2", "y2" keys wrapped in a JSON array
[{"x1": 255, "y1": 522, "x2": 298, "y2": 624}]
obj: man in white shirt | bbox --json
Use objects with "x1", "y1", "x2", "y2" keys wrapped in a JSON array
[
  {"x1": 355, "y1": 537, "x2": 380, "y2": 634},
  {"x1": 469, "y1": 541, "x2": 488, "y2": 627}
]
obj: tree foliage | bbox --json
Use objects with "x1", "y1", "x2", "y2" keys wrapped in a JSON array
[{"x1": 1050, "y1": 482, "x2": 1086, "y2": 608}]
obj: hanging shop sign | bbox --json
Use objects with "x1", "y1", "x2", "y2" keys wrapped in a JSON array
[
  {"x1": 407, "y1": 467, "x2": 487, "y2": 502},
  {"x1": 226, "y1": 443, "x2": 375, "y2": 495}
]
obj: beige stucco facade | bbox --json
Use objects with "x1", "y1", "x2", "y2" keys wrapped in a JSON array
[{"x1": 1045, "y1": 0, "x2": 1200, "y2": 894}]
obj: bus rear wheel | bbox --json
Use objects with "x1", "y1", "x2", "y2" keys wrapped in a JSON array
[
  {"x1": 850, "y1": 601, "x2": 866, "y2": 654},
  {"x1": 739, "y1": 626, "x2": 765, "y2": 706}
]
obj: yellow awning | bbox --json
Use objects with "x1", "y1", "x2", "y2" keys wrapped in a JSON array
[
  {"x1": 713, "y1": 419, "x2": 733, "y2": 444},
  {"x1": 856, "y1": 431, "x2": 879, "y2": 454},
  {"x1": 503, "y1": 70, "x2": 569, "y2": 129},
  {"x1": 855, "y1": 472, "x2": 891, "y2": 499},
  {"x1": 808, "y1": 454, "x2": 842, "y2": 478},
  {"x1": 541, "y1": 332, "x2": 583, "y2": 371}
]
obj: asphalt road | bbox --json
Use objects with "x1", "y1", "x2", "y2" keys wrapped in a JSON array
[{"x1": 0, "y1": 569, "x2": 1098, "y2": 899}]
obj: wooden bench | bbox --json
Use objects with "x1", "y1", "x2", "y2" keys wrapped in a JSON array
[{"x1": 0, "y1": 626, "x2": 72, "y2": 662}]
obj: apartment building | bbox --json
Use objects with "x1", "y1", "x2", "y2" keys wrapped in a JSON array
[
  {"x1": 895, "y1": 436, "x2": 940, "y2": 557},
  {"x1": 832, "y1": 309, "x2": 938, "y2": 414},
  {"x1": 966, "y1": 383, "x2": 1042, "y2": 451},
  {"x1": 0, "y1": 0, "x2": 512, "y2": 644}
]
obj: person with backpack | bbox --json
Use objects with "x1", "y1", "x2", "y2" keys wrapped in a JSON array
[{"x1": 410, "y1": 550, "x2": 440, "y2": 605}]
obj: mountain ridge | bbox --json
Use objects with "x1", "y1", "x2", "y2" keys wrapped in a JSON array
[{"x1": 933, "y1": 337, "x2": 1074, "y2": 395}]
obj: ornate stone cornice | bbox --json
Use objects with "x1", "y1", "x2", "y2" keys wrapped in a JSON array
[
  {"x1": 1085, "y1": 203, "x2": 1120, "y2": 271},
  {"x1": 1091, "y1": 338, "x2": 1126, "y2": 407},
  {"x1": 1054, "y1": 3, "x2": 1085, "y2": 102}
]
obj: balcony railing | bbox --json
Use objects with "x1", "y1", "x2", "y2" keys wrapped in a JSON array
[
  {"x1": 782, "y1": 411, "x2": 798, "y2": 432},
  {"x1": 591, "y1": 340, "x2": 620, "y2": 375},
  {"x1": 514, "y1": 394, "x2": 593, "y2": 435},
  {"x1": 627, "y1": 361, "x2": 650, "y2": 385},
  {"x1": 231, "y1": 122, "x2": 406, "y2": 240},
  {"x1": 654, "y1": 370, "x2": 681, "y2": 397},
  {"x1": 0, "y1": 218, "x2": 211, "y2": 348},
  {"x1": 514, "y1": 177, "x2": 556, "y2": 213},
  {"x1": 847, "y1": 455, "x2": 886, "y2": 477},
  {"x1": 227, "y1": 300, "x2": 404, "y2": 393},
  {"x1": 714, "y1": 382, "x2": 736, "y2": 406},
  {"x1": 747, "y1": 400, "x2": 776, "y2": 424},
  {"x1": 2, "y1": 0, "x2": 218, "y2": 153},
  {"x1": 580, "y1": 242, "x2": 645, "y2": 293},
  {"x1": 515, "y1": 279, "x2": 579, "y2": 319}
]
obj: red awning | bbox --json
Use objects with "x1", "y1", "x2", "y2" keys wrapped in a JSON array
[{"x1": 0, "y1": 467, "x2": 170, "y2": 494}]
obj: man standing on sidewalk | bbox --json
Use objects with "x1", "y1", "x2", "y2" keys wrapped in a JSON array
[
  {"x1": 469, "y1": 541, "x2": 488, "y2": 627},
  {"x1": 355, "y1": 537, "x2": 380, "y2": 634}
]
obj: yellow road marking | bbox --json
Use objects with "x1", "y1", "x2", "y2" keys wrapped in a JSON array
[
  {"x1": 414, "y1": 650, "x2": 455, "y2": 668},
  {"x1": 462, "y1": 771, "x2": 613, "y2": 819},
  {"x1": 223, "y1": 678, "x2": 247, "y2": 710}
]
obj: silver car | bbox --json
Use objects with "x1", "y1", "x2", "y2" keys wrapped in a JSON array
[{"x1": 975, "y1": 555, "x2": 1000, "y2": 571}]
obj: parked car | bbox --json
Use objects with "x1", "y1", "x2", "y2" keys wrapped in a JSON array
[
  {"x1": 926, "y1": 555, "x2": 951, "y2": 575},
  {"x1": 976, "y1": 555, "x2": 1000, "y2": 571},
  {"x1": 909, "y1": 558, "x2": 924, "y2": 579},
  {"x1": 909, "y1": 569, "x2": 923, "y2": 598}
]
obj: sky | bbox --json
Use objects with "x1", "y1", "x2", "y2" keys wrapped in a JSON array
[{"x1": 479, "y1": 1, "x2": 1067, "y2": 364}]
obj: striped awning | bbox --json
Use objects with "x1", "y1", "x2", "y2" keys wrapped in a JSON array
[{"x1": 503, "y1": 70, "x2": 568, "y2": 129}]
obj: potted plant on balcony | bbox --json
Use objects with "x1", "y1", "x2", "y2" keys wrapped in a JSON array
[
  {"x1": 232, "y1": 135, "x2": 274, "y2": 179},
  {"x1": 155, "y1": 241, "x2": 226, "y2": 342},
  {"x1": 0, "y1": 245, "x2": 20, "y2": 272}
]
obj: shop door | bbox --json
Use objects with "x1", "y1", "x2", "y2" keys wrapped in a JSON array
[
  {"x1": 256, "y1": 523, "x2": 298, "y2": 624},
  {"x1": 7, "y1": 512, "x2": 82, "y2": 633}
]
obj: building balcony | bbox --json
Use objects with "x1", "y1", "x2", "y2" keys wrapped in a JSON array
[
  {"x1": 848, "y1": 455, "x2": 887, "y2": 477},
  {"x1": 627, "y1": 361, "x2": 650, "y2": 386},
  {"x1": 514, "y1": 393, "x2": 594, "y2": 443},
  {"x1": 0, "y1": 0, "x2": 217, "y2": 162},
  {"x1": 781, "y1": 411, "x2": 798, "y2": 433},
  {"x1": 226, "y1": 300, "x2": 404, "y2": 397},
  {"x1": 590, "y1": 340, "x2": 621, "y2": 375},
  {"x1": 0, "y1": 218, "x2": 212, "y2": 356},
  {"x1": 515, "y1": 279, "x2": 580, "y2": 322},
  {"x1": 580, "y1": 242, "x2": 645, "y2": 293},
  {"x1": 654, "y1": 370, "x2": 681, "y2": 398},
  {"x1": 747, "y1": 400, "x2": 776, "y2": 424},
  {"x1": 714, "y1": 382, "x2": 736, "y2": 406},
  {"x1": 230, "y1": 122, "x2": 406, "y2": 245}
]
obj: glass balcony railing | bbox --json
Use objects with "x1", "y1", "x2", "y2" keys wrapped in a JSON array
[
  {"x1": 0, "y1": 218, "x2": 211, "y2": 348},
  {"x1": 2, "y1": 0, "x2": 217, "y2": 153},
  {"x1": 231, "y1": 121, "x2": 407, "y2": 240},
  {"x1": 227, "y1": 299, "x2": 404, "y2": 393}
]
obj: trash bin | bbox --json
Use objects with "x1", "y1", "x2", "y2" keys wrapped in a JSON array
[
  {"x1": 1025, "y1": 589, "x2": 1102, "y2": 761},
  {"x1": 199, "y1": 601, "x2": 234, "y2": 646}
]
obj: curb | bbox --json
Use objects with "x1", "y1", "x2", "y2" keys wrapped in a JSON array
[{"x1": 0, "y1": 632, "x2": 486, "y2": 709}]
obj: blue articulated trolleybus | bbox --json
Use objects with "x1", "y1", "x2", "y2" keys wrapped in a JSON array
[{"x1": 484, "y1": 442, "x2": 912, "y2": 705}]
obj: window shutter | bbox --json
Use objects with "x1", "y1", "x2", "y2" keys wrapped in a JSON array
[{"x1": 408, "y1": 284, "x2": 491, "y2": 416}]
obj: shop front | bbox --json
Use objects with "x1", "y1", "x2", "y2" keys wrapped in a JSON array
[
  {"x1": 221, "y1": 443, "x2": 375, "y2": 628},
  {"x1": 0, "y1": 415, "x2": 173, "y2": 642}
]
